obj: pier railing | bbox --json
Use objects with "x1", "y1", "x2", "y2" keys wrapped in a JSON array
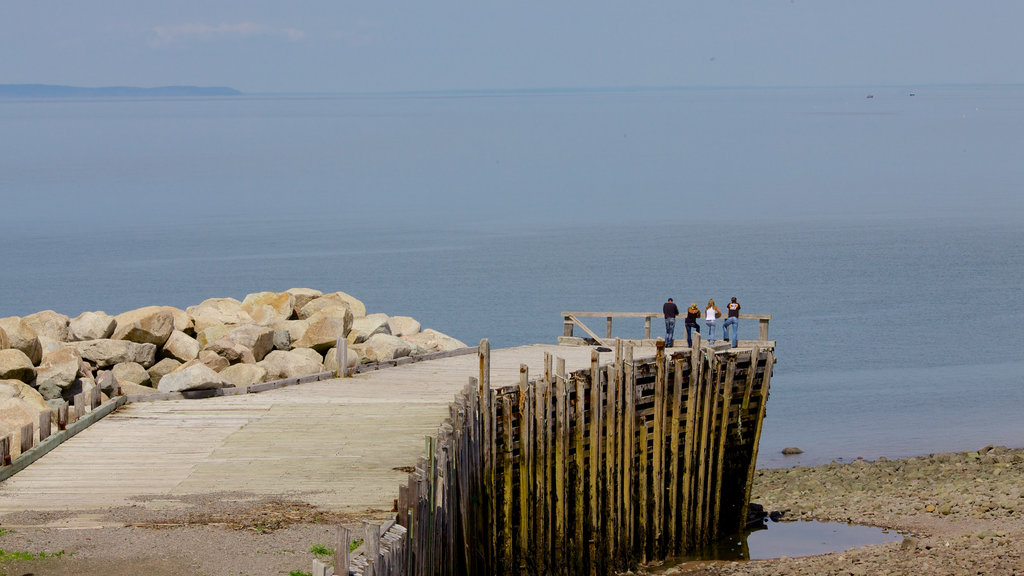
[{"x1": 562, "y1": 312, "x2": 772, "y2": 345}]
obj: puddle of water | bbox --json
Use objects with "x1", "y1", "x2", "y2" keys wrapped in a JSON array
[{"x1": 679, "y1": 519, "x2": 902, "y2": 561}]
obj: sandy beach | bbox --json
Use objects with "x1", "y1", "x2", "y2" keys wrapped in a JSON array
[{"x1": 651, "y1": 445, "x2": 1024, "y2": 576}]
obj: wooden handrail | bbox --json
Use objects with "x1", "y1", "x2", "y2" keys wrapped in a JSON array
[{"x1": 561, "y1": 312, "x2": 772, "y2": 341}]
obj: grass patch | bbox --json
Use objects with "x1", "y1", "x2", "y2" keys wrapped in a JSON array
[
  {"x1": 0, "y1": 548, "x2": 70, "y2": 561},
  {"x1": 289, "y1": 571, "x2": 311, "y2": 576},
  {"x1": 350, "y1": 538, "x2": 363, "y2": 552},
  {"x1": 309, "y1": 543, "x2": 334, "y2": 557}
]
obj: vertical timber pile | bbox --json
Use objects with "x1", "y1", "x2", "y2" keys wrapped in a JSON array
[{"x1": 392, "y1": 339, "x2": 774, "y2": 576}]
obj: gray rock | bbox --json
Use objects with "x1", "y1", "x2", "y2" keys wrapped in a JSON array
[
  {"x1": 157, "y1": 360, "x2": 231, "y2": 393},
  {"x1": 0, "y1": 349, "x2": 36, "y2": 382},
  {"x1": 197, "y1": 350, "x2": 230, "y2": 372},
  {"x1": 781, "y1": 447, "x2": 804, "y2": 455},
  {"x1": 293, "y1": 312, "x2": 352, "y2": 353},
  {"x1": 22, "y1": 310, "x2": 70, "y2": 342},
  {"x1": 33, "y1": 348, "x2": 82, "y2": 393},
  {"x1": 219, "y1": 363, "x2": 268, "y2": 388},
  {"x1": 203, "y1": 338, "x2": 256, "y2": 365},
  {"x1": 257, "y1": 350, "x2": 324, "y2": 381},
  {"x1": 162, "y1": 330, "x2": 201, "y2": 362},
  {"x1": 95, "y1": 370, "x2": 120, "y2": 396},
  {"x1": 66, "y1": 339, "x2": 157, "y2": 368},
  {"x1": 272, "y1": 329, "x2": 292, "y2": 351},
  {"x1": 271, "y1": 320, "x2": 309, "y2": 347},
  {"x1": 68, "y1": 311, "x2": 117, "y2": 341}
]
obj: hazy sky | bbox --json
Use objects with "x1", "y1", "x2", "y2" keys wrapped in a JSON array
[{"x1": 3, "y1": 1, "x2": 1023, "y2": 93}]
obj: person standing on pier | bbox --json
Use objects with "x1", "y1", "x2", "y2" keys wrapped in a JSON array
[
  {"x1": 705, "y1": 298, "x2": 722, "y2": 344},
  {"x1": 685, "y1": 302, "x2": 702, "y2": 347},
  {"x1": 723, "y1": 297, "x2": 741, "y2": 347},
  {"x1": 663, "y1": 297, "x2": 680, "y2": 347}
]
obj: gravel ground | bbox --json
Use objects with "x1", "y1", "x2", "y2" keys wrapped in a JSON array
[{"x1": 644, "y1": 445, "x2": 1024, "y2": 576}]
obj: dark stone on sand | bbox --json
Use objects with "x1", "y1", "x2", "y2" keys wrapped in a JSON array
[{"x1": 781, "y1": 446, "x2": 804, "y2": 455}]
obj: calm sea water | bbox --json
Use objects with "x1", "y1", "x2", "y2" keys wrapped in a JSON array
[{"x1": 2, "y1": 86, "x2": 1022, "y2": 468}]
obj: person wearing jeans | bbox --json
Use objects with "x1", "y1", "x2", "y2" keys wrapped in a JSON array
[
  {"x1": 662, "y1": 297, "x2": 680, "y2": 347},
  {"x1": 684, "y1": 302, "x2": 701, "y2": 347},
  {"x1": 704, "y1": 298, "x2": 721, "y2": 344},
  {"x1": 722, "y1": 297, "x2": 741, "y2": 347}
]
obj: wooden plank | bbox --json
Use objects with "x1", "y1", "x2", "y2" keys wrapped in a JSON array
[
  {"x1": 566, "y1": 315, "x2": 607, "y2": 345},
  {"x1": 651, "y1": 342, "x2": 665, "y2": 556},
  {"x1": 589, "y1": 349, "x2": 601, "y2": 576},
  {"x1": 667, "y1": 358, "x2": 683, "y2": 553},
  {"x1": 553, "y1": 373, "x2": 567, "y2": 576},
  {"x1": 680, "y1": 353, "x2": 700, "y2": 551},
  {"x1": 535, "y1": 368, "x2": 549, "y2": 576},
  {"x1": 0, "y1": 435, "x2": 10, "y2": 466},
  {"x1": 502, "y1": 395, "x2": 515, "y2": 574},
  {"x1": 38, "y1": 410, "x2": 51, "y2": 443},
  {"x1": 334, "y1": 525, "x2": 351, "y2": 575},
  {"x1": 623, "y1": 344, "x2": 635, "y2": 559},
  {"x1": 742, "y1": 353, "x2": 775, "y2": 522},
  {"x1": 518, "y1": 365, "x2": 531, "y2": 576},
  {"x1": 573, "y1": 372, "x2": 585, "y2": 576},
  {"x1": 711, "y1": 358, "x2": 736, "y2": 540},
  {"x1": 20, "y1": 423, "x2": 33, "y2": 454}
]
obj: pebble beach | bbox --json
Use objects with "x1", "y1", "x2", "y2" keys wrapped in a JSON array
[{"x1": 651, "y1": 446, "x2": 1024, "y2": 576}]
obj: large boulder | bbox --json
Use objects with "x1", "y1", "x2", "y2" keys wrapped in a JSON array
[
  {"x1": 33, "y1": 348, "x2": 82, "y2": 400},
  {"x1": 147, "y1": 358, "x2": 182, "y2": 388},
  {"x1": 68, "y1": 311, "x2": 116, "y2": 341},
  {"x1": 195, "y1": 324, "x2": 232, "y2": 348},
  {"x1": 112, "y1": 308, "x2": 174, "y2": 347},
  {"x1": 37, "y1": 336, "x2": 65, "y2": 357},
  {"x1": 404, "y1": 329, "x2": 469, "y2": 353},
  {"x1": 0, "y1": 317, "x2": 42, "y2": 366},
  {"x1": 66, "y1": 339, "x2": 157, "y2": 368},
  {"x1": 219, "y1": 363, "x2": 268, "y2": 388},
  {"x1": 22, "y1": 310, "x2": 70, "y2": 342},
  {"x1": 271, "y1": 320, "x2": 309, "y2": 348},
  {"x1": 241, "y1": 292, "x2": 295, "y2": 326},
  {"x1": 112, "y1": 362, "x2": 151, "y2": 387},
  {"x1": 0, "y1": 379, "x2": 49, "y2": 458},
  {"x1": 297, "y1": 293, "x2": 356, "y2": 320},
  {"x1": 0, "y1": 326, "x2": 8, "y2": 349},
  {"x1": 293, "y1": 310, "x2": 353, "y2": 353},
  {"x1": 323, "y1": 345, "x2": 361, "y2": 373},
  {"x1": 186, "y1": 298, "x2": 253, "y2": 333},
  {"x1": 157, "y1": 360, "x2": 231, "y2": 393},
  {"x1": 198, "y1": 350, "x2": 230, "y2": 372},
  {"x1": 0, "y1": 349, "x2": 36, "y2": 382},
  {"x1": 203, "y1": 338, "x2": 256, "y2": 365},
  {"x1": 162, "y1": 330, "x2": 201, "y2": 363},
  {"x1": 284, "y1": 288, "x2": 323, "y2": 315},
  {"x1": 387, "y1": 316, "x2": 421, "y2": 338},
  {"x1": 222, "y1": 325, "x2": 275, "y2": 362},
  {"x1": 362, "y1": 334, "x2": 412, "y2": 363},
  {"x1": 95, "y1": 370, "x2": 119, "y2": 397},
  {"x1": 349, "y1": 313, "x2": 391, "y2": 344},
  {"x1": 257, "y1": 350, "x2": 324, "y2": 381}
]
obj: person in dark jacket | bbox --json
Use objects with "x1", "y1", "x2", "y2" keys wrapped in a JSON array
[
  {"x1": 684, "y1": 302, "x2": 702, "y2": 347},
  {"x1": 662, "y1": 298, "x2": 680, "y2": 347},
  {"x1": 723, "y1": 297, "x2": 741, "y2": 347}
]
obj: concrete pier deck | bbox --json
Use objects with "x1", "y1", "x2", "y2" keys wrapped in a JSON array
[{"x1": 0, "y1": 344, "x2": 664, "y2": 527}]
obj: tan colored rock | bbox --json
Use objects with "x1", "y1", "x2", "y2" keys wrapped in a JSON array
[
  {"x1": 293, "y1": 310, "x2": 353, "y2": 353},
  {"x1": 289, "y1": 347, "x2": 324, "y2": 365},
  {"x1": 297, "y1": 293, "x2": 353, "y2": 320},
  {"x1": 362, "y1": 334, "x2": 412, "y2": 363},
  {"x1": 66, "y1": 339, "x2": 157, "y2": 368},
  {"x1": 284, "y1": 288, "x2": 323, "y2": 315},
  {"x1": 271, "y1": 320, "x2": 309, "y2": 348},
  {"x1": 68, "y1": 311, "x2": 117, "y2": 341},
  {"x1": 162, "y1": 330, "x2": 200, "y2": 363},
  {"x1": 328, "y1": 291, "x2": 366, "y2": 318},
  {"x1": 37, "y1": 336, "x2": 65, "y2": 357},
  {"x1": 350, "y1": 313, "x2": 391, "y2": 344},
  {"x1": 0, "y1": 348, "x2": 36, "y2": 382},
  {"x1": 117, "y1": 306, "x2": 191, "y2": 334},
  {"x1": 198, "y1": 350, "x2": 230, "y2": 372},
  {"x1": 257, "y1": 350, "x2": 324, "y2": 381},
  {"x1": 34, "y1": 348, "x2": 82, "y2": 399},
  {"x1": 222, "y1": 325, "x2": 275, "y2": 362},
  {"x1": 158, "y1": 360, "x2": 231, "y2": 393},
  {"x1": 420, "y1": 329, "x2": 467, "y2": 351},
  {"x1": 147, "y1": 358, "x2": 181, "y2": 388},
  {"x1": 203, "y1": 338, "x2": 256, "y2": 365},
  {"x1": 323, "y1": 345, "x2": 361, "y2": 373},
  {"x1": 120, "y1": 381, "x2": 160, "y2": 396},
  {"x1": 0, "y1": 317, "x2": 42, "y2": 366},
  {"x1": 23, "y1": 310, "x2": 70, "y2": 342},
  {"x1": 387, "y1": 316, "x2": 421, "y2": 337},
  {"x1": 195, "y1": 324, "x2": 232, "y2": 348},
  {"x1": 0, "y1": 325, "x2": 8, "y2": 349},
  {"x1": 112, "y1": 309, "x2": 174, "y2": 347},
  {"x1": 241, "y1": 291, "x2": 295, "y2": 326},
  {"x1": 219, "y1": 363, "x2": 268, "y2": 388},
  {"x1": 186, "y1": 298, "x2": 253, "y2": 332},
  {"x1": 0, "y1": 379, "x2": 49, "y2": 458},
  {"x1": 112, "y1": 362, "x2": 151, "y2": 387}
]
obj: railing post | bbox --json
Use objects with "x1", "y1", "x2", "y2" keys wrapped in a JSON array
[
  {"x1": 758, "y1": 318, "x2": 770, "y2": 341},
  {"x1": 606, "y1": 316, "x2": 613, "y2": 339},
  {"x1": 644, "y1": 316, "x2": 651, "y2": 340},
  {"x1": 564, "y1": 316, "x2": 574, "y2": 337}
]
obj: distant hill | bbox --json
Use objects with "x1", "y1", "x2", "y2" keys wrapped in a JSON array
[{"x1": 0, "y1": 84, "x2": 243, "y2": 98}]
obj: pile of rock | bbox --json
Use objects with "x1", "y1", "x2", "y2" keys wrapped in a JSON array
[{"x1": 0, "y1": 289, "x2": 466, "y2": 452}]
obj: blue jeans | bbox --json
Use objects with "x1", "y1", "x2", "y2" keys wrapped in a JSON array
[
  {"x1": 664, "y1": 317, "x2": 676, "y2": 346},
  {"x1": 705, "y1": 319, "x2": 717, "y2": 343},
  {"x1": 685, "y1": 322, "x2": 700, "y2": 347},
  {"x1": 723, "y1": 317, "x2": 738, "y2": 346}
]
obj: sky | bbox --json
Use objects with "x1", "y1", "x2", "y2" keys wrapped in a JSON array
[{"x1": 3, "y1": 1, "x2": 1024, "y2": 93}]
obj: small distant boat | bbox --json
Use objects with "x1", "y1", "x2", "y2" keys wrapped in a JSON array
[
  {"x1": 909, "y1": 92, "x2": 916, "y2": 96},
  {"x1": 866, "y1": 94, "x2": 874, "y2": 99}
]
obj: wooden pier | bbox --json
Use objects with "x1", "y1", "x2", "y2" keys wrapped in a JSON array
[{"x1": 0, "y1": 314, "x2": 775, "y2": 576}]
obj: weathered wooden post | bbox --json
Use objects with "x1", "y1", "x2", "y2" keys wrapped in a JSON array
[
  {"x1": 335, "y1": 525, "x2": 350, "y2": 575},
  {"x1": 0, "y1": 435, "x2": 10, "y2": 466},
  {"x1": 20, "y1": 423, "x2": 33, "y2": 454},
  {"x1": 38, "y1": 410, "x2": 51, "y2": 442},
  {"x1": 336, "y1": 336, "x2": 348, "y2": 378}
]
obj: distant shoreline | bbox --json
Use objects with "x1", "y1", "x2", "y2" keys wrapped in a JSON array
[{"x1": 0, "y1": 84, "x2": 242, "y2": 98}]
